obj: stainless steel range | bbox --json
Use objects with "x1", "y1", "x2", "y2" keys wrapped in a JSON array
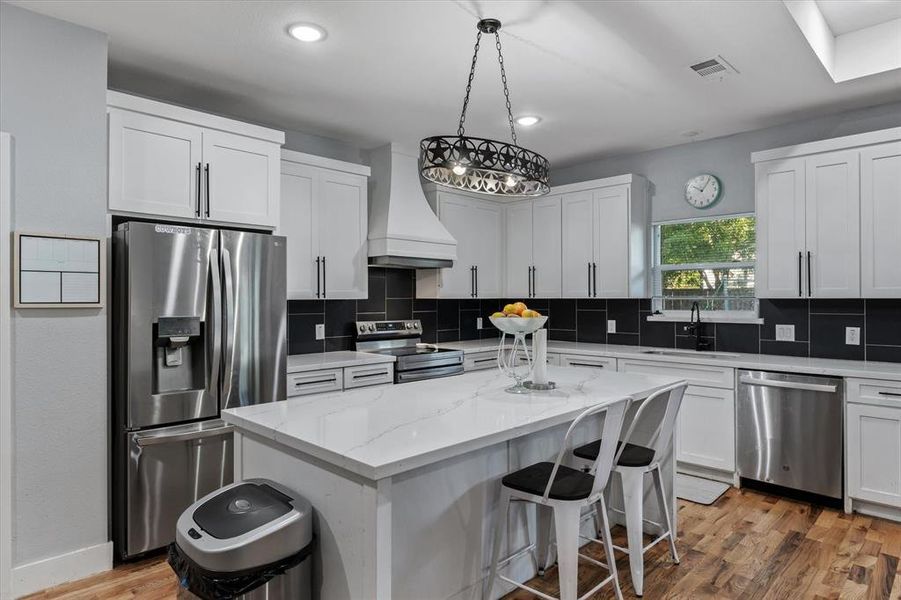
[{"x1": 355, "y1": 319, "x2": 464, "y2": 383}]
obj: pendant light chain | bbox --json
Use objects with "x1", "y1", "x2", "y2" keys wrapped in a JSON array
[
  {"x1": 494, "y1": 31, "x2": 518, "y2": 146},
  {"x1": 457, "y1": 30, "x2": 482, "y2": 137}
]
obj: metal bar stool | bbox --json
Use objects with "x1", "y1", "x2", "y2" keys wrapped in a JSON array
[
  {"x1": 485, "y1": 396, "x2": 632, "y2": 600},
  {"x1": 572, "y1": 381, "x2": 688, "y2": 597}
]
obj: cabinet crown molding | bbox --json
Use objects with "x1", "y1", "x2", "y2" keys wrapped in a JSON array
[
  {"x1": 551, "y1": 173, "x2": 646, "y2": 196},
  {"x1": 751, "y1": 127, "x2": 901, "y2": 163},
  {"x1": 107, "y1": 90, "x2": 285, "y2": 145},
  {"x1": 281, "y1": 149, "x2": 370, "y2": 177}
]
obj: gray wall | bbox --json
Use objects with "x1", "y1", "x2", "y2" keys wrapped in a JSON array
[
  {"x1": 552, "y1": 102, "x2": 901, "y2": 222},
  {"x1": 0, "y1": 4, "x2": 109, "y2": 566}
]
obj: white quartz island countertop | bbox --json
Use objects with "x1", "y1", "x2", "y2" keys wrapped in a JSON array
[
  {"x1": 286, "y1": 350, "x2": 394, "y2": 373},
  {"x1": 223, "y1": 366, "x2": 680, "y2": 480}
]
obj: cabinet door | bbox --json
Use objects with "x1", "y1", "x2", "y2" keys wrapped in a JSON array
[
  {"x1": 437, "y1": 193, "x2": 476, "y2": 298},
  {"x1": 805, "y1": 150, "x2": 860, "y2": 297},
  {"x1": 471, "y1": 200, "x2": 504, "y2": 298},
  {"x1": 203, "y1": 130, "x2": 280, "y2": 228},
  {"x1": 504, "y1": 200, "x2": 533, "y2": 298},
  {"x1": 861, "y1": 142, "x2": 901, "y2": 297},
  {"x1": 278, "y1": 162, "x2": 319, "y2": 299},
  {"x1": 676, "y1": 386, "x2": 735, "y2": 472},
  {"x1": 755, "y1": 159, "x2": 806, "y2": 298},
  {"x1": 108, "y1": 110, "x2": 203, "y2": 219},
  {"x1": 594, "y1": 186, "x2": 630, "y2": 298},
  {"x1": 847, "y1": 403, "x2": 901, "y2": 507},
  {"x1": 532, "y1": 195, "x2": 562, "y2": 298},
  {"x1": 561, "y1": 190, "x2": 595, "y2": 297},
  {"x1": 318, "y1": 169, "x2": 368, "y2": 299}
]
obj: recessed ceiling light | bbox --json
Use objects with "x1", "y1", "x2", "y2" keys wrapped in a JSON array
[
  {"x1": 515, "y1": 115, "x2": 541, "y2": 127},
  {"x1": 288, "y1": 23, "x2": 327, "y2": 43}
]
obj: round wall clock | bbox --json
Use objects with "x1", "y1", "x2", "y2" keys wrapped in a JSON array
[{"x1": 684, "y1": 173, "x2": 722, "y2": 208}]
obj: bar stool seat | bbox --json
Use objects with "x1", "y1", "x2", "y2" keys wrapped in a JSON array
[
  {"x1": 502, "y1": 462, "x2": 595, "y2": 501},
  {"x1": 573, "y1": 440, "x2": 655, "y2": 468}
]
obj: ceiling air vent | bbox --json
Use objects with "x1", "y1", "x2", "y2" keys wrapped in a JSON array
[{"x1": 690, "y1": 55, "x2": 739, "y2": 80}]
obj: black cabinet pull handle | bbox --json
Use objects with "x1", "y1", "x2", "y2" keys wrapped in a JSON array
[
  {"x1": 593, "y1": 262, "x2": 598, "y2": 297},
  {"x1": 322, "y1": 256, "x2": 326, "y2": 298},
  {"x1": 315, "y1": 256, "x2": 320, "y2": 298},
  {"x1": 798, "y1": 251, "x2": 802, "y2": 297},
  {"x1": 204, "y1": 163, "x2": 210, "y2": 218},
  {"x1": 470, "y1": 266, "x2": 475, "y2": 298},
  {"x1": 195, "y1": 163, "x2": 202, "y2": 217},
  {"x1": 878, "y1": 391, "x2": 901, "y2": 397},
  {"x1": 807, "y1": 251, "x2": 812, "y2": 297},
  {"x1": 527, "y1": 266, "x2": 532, "y2": 298},
  {"x1": 475, "y1": 265, "x2": 479, "y2": 297},
  {"x1": 587, "y1": 262, "x2": 591, "y2": 297}
]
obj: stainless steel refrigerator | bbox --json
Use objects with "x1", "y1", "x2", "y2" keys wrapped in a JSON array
[{"x1": 112, "y1": 221, "x2": 286, "y2": 559}]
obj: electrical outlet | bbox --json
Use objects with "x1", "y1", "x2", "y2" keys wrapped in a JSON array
[
  {"x1": 607, "y1": 319, "x2": 616, "y2": 334},
  {"x1": 315, "y1": 323, "x2": 325, "y2": 340},
  {"x1": 845, "y1": 326, "x2": 861, "y2": 346},
  {"x1": 476, "y1": 317, "x2": 483, "y2": 330},
  {"x1": 775, "y1": 324, "x2": 795, "y2": 342}
]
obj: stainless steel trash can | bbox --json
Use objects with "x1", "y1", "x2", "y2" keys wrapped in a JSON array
[{"x1": 168, "y1": 479, "x2": 314, "y2": 600}]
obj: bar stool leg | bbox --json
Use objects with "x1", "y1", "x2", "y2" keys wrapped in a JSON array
[
  {"x1": 552, "y1": 503, "x2": 582, "y2": 600},
  {"x1": 535, "y1": 504, "x2": 553, "y2": 576},
  {"x1": 485, "y1": 489, "x2": 511, "y2": 600},
  {"x1": 652, "y1": 464, "x2": 680, "y2": 563},
  {"x1": 620, "y1": 468, "x2": 646, "y2": 596},
  {"x1": 597, "y1": 495, "x2": 624, "y2": 600}
]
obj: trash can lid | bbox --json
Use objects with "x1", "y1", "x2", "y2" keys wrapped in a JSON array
[{"x1": 193, "y1": 482, "x2": 293, "y2": 539}]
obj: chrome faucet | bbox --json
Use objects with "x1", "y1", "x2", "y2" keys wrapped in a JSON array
[{"x1": 684, "y1": 301, "x2": 711, "y2": 351}]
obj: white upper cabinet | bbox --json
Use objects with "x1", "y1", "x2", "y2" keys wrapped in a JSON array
[
  {"x1": 108, "y1": 110, "x2": 203, "y2": 220},
  {"x1": 860, "y1": 141, "x2": 901, "y2": 297},
  {"x1": 107, "y1": 91, "x2": 284, "y2": 229},
  {"x1": 753, "y1": 128, "x2": 900, "y2": 299},
  {"x1": 203, "y1": 130, "x2": 280, "y2": 228},
  {"x1": 755, "y1": 158, "x2": 807, "y2": 298},
  {"x1": 417, "y1": 191, "x2": 503, "y2": 299},
  {"x1": 278, "y1": 151, "x2": 370, "y2": 300},
  {"x1": 559, "y1": 175, "x2": 649, "y2": 298},
  {"x1": 504, "y1": 196, "x2": 562, "y2": 298}
]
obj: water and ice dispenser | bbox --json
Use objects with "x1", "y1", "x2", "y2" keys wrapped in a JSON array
[{"x1": 153, "y1": 316, "x2": 206, "y2": 394}]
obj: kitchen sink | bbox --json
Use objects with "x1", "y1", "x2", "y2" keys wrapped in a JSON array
[{"x1": 640, "y1": 349, "x2": 741, "y2": 359}]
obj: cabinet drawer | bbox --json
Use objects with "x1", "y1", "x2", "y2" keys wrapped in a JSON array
[
  {"x1": 287, "y1": 368, "x2": 343, "y2": 397},
  {"x1": 560, "y1": 354, "x2": 616, "y2": 370},
  {"x1": 344, "y1": 363, "x2": 394, "y2": 389},
  {"x1": 847, "y1": 378, "x2": 901, "y2": 409},
  {"x1": 618, "y1": 359, "x2": 733, "y2": 389},
  {"x1": 464, "y1": 351, "x2": 497, "y2": 372}
]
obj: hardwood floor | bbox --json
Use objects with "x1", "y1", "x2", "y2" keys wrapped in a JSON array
[{"x1": 23, "y1": 488, "x2": 901, "y2": 599}]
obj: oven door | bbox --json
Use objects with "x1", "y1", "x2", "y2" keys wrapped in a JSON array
[
  {"x1": 124, "y1": 420, "x2": 233, "y2": 557},
  {"x1": 396, "y1": 363, "x2": 464, "y2": 383}
]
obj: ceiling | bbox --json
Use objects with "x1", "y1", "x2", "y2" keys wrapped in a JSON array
[
  {"x1": 7, "y1": 0, "x2": 901, "y2": 166},
  {"x1": 816, "y1": 0, "x2": 901, "y2": 36}
]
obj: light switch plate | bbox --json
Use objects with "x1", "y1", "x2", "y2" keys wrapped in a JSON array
[
  {"x1": 315, "y1": 323, "x2": 325, "y2": 340},
  {"x1": 607, "y1": 320, "x2": 616, "y2": 334},
  {"x1": 845, "y1": 326, "x2": 861, "y2": 345},
  {"x1": 476, "y1": 317, "x2": 483, "y2": 330},
  {"x1": 775, "y1": 324, "x2": 795, "y2": 342}
]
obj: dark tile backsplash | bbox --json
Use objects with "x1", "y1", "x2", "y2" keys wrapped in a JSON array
[{"x1": 287, "y1": 270, "x2": 901, "y2": 363}]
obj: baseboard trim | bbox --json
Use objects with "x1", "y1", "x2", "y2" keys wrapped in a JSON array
[
  {"x1": 676, "y1": 462, "x2": 736, "y2": 485},
  {"x1": 12, "y1": 541, "x2": 112, "y2": 598}
]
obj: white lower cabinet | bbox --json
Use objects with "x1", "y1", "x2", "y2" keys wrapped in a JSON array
[
  {"x1": 464, "y1": 351, "x2": 497, "y2": 372},
  {"x1": 288, "y1": 363, "x2": 394, "y2": 397},
  {"x1": 559, "y1": 354, "x2": 616, "y2": 370},
  {"x1": 847, "y1": 378, "x2": 901, "y2": 510},
  {"x1": 675, "y1": 386, "x2": 735, "y2": 472}
]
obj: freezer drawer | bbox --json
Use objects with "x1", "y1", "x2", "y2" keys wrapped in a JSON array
[
  {"x1": 124, "y1": 420, "x2": 233, "y2": 558},
  {"x1": 737, "y1": 370, "x2": 843, "y2": 499}
]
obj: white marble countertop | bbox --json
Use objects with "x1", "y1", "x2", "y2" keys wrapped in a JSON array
[
  {"x1": 441, "y1": 339, "x2": 901, "y2": 381},
  {"x1": 224, "y1": 366, "x2": 680, "y2": 480},
  {"x1": 287, "y1": 351, "x2": 395, "y2": 374}
]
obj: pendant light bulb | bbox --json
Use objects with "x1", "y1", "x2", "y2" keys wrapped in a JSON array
[
  {"x1": 452, "y1": 164, "x2": 467, "y2": 176},
  {"x1": 505, "y1": 175, "x2": 517, "y2": 188}
]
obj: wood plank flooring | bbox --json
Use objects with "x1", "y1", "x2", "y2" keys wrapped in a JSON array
[{"x1": 23, "y1": 488, "x2": 901, "y2": 599}]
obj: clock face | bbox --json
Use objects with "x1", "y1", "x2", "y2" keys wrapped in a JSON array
[{"x1": 684, "y1": 174, "x2": 722, "y2": 208}]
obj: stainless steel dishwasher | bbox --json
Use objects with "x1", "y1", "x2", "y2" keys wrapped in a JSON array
[{"x1": 736, "y1": 370, "x2": 843, "y2": 499}]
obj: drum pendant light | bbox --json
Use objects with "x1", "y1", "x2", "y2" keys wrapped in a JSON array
[{"x1": 419, "y1": 18, "x2": 549, "y2": 198}]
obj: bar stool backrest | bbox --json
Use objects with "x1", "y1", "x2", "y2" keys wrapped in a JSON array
[
  {"x1": 541, "y1": 396, "x2": 632, "y2": 502},
  {"x1": 616, "y1": 382, "x2": 688, "y2": 465}
]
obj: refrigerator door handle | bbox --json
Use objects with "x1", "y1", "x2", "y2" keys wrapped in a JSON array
[
  {"x1": 134, "y1": 424, "x2": 234, "y2": 447},
  {"x1": 221, "y1": 247, "x2": 236, "y2": 404},
  {"x1": 209, "y1": 249, "x2": 222, "y2": 397}
]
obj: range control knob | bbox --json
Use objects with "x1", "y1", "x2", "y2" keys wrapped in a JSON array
[
  {"x1": 405, "y1": 322, "x2": 413, "y2": 329},
  {"x1": 367, "y1": 324, "x2": 375, "y2": 332},
  {"x1": 359, "y1": 324, "x2": 366, "y2": 333}
]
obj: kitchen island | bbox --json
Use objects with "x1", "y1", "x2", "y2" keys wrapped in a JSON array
[{"x1": 223, "y1": 366, "x2": 682, "y2": 600}]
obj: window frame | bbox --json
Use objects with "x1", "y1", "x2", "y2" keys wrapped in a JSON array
[{"x1": 651, "y1": 213, "x2": 759, "y2": 322}]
